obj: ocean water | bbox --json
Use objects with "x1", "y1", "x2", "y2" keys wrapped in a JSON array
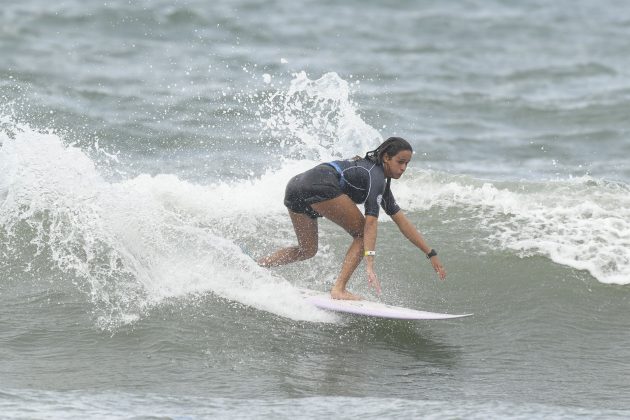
[{"x1": 1, "y1": 0, "x2": 629, "y2": 418}]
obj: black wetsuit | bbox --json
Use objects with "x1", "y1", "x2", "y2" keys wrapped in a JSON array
[{"x1": 284, "y1": 158, "x2": 401, "y2": 219}]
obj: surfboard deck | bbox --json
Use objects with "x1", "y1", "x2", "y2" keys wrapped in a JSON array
[{"x1": 299, "y1": 288, "x2": 472, "y2": 320}]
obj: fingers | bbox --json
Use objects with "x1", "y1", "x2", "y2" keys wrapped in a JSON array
[
  {"x1": 374, "y1": 277, "x2": 382, "y2": 295},
  {"x1": 433, "y1": 260, "x2": 447, "y2": 280},
  {"x1": 367, "y1": 271, "x2": 381, "y2": 295}
]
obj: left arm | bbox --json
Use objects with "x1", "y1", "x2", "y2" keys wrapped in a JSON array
[{"x1": 390, "y1": 210, "x2": 447, "y2": 280}]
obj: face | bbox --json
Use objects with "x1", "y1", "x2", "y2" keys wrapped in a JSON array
[{"x1": 383, "y1": 150, "x2": 412, "y2": 179}]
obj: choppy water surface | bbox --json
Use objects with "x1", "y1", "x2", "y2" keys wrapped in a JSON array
[{"x1": 1, "y1": 0, "x2": 629, "y2": 418}]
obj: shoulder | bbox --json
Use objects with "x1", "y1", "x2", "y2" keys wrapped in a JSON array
[
  {"x1": 356, "y1": 158, "x2": 382, "y2": 173},
  {"x1": 368, "y1": 162, "x2": 386, "y2": 181}
]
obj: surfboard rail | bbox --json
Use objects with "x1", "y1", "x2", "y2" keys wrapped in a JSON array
[{"x1": 299, "y1": 288, "x2": 472, "y2": 320}]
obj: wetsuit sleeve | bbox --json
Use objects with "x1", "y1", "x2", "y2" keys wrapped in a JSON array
[
  {"x1": 381, "y1": 186, "x2": 400, "y2": 216},
  {"x1": 364, "y1": 177, "x2": 386, "y2": 217}
]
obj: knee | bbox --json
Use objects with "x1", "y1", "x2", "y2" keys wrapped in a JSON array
[
  {"x1": 348, "y1": 229, "x2": 364, "y2": 240},
  {"x1": 347, "y1": 219, "x2": 365, "y2": 240}
]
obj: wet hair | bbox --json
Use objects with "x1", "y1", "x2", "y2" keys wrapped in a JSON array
[
  {"x1": 364, "y1": 137, "x2": 413, "y2": 164},
  {"x1": 363, "y1": 137, "x2": 412, "y2": 194}
]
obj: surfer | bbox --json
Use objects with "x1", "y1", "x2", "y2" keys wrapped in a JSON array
[{"x1": 258, "y1": 137, "x2": 446, "y2": 300}]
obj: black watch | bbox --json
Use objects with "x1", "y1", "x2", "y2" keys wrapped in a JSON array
[{"x1": 426, "y1": 249, "x2": 438, "y2": 259}]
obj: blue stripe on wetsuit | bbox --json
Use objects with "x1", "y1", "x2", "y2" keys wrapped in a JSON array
[{"x1": 325, "y1": 161, "x2": 346, "y2": 188}]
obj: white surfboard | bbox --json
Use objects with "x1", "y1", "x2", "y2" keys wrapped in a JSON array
[{"x1": 299, "y1": 288, "x2": 472, "y2": 320}]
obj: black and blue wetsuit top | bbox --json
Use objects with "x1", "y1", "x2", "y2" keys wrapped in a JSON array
[{"x1": 327, "y1": 158, "x2": 400, "y2": 217}]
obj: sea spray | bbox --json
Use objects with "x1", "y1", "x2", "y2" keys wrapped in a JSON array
[
  {"x1": 0, "y1": 121, "x2": 335, "y2": 329},
  {"x1": 257, "y1": 71, "x2": 382, "y2": 161}
]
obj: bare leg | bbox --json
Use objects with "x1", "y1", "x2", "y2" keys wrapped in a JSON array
[
  {"x1": 257, "y1": 211, "x2": 318, "y2": 267},
  {"x1": 311, "y1": 195, "x2": 365, "y2": 300}
]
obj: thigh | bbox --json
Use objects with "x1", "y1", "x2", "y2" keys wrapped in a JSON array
[
  {"x1": 311, "y1": 195, "x2": 364, "y2": 237},
  {"x1": 289, "y1": 210, "x2": 318, "y2": 249}
]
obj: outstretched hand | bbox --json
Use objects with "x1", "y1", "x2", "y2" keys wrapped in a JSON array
[
  {"x1": 430, "y1": 256, "x2": 447, "y2": 280},
  {"x1": 367, "y1": 268, "x2": 382, "y2": 295}
]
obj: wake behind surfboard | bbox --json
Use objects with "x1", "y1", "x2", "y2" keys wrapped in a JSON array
[{"x1": 299, "y1": 288, "x2": 472, "y2": 320}]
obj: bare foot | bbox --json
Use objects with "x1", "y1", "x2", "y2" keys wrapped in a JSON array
[{"x1": 330, "y1": 288, "x2": 362, "y2": 300}]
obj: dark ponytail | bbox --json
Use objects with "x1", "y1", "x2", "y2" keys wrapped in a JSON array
[{"x1": 364, "y1": 137, "x2": 413, "y2": 164}]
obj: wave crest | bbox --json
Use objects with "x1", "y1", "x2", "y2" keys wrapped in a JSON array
[{"x1": 0, "y1": 121, "x2": 334, "y2": 330}]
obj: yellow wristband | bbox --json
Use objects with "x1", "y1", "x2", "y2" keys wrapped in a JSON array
[{"x1": 364, "y1": 250, "x2": 376, "y2": 256}]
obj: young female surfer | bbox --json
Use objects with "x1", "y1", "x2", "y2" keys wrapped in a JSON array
[{"x1": 258, "y1": 137, "x2": 446, "y2": 300}]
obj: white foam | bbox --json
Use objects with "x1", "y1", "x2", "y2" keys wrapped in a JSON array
[
  {"x1": 394, "y1": 171, "x2": 630, "y2": 285},
  {"x1": 1, "y1": 70, "x2": 390, "y2": 329},
  {"x1": 0, "y1": 123, "x2": 336, "y2": 329}
]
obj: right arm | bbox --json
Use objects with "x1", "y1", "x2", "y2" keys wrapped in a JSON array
[{"x1": 363, "y1": 215, "x2": 381, "y2": 294}]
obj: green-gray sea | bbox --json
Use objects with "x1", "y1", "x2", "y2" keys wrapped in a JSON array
[{"x1": 1, "y1": 0, "x2": 629, "y2": 418}]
